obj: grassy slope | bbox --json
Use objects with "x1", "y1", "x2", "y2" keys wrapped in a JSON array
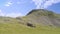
[{"x1": 0, "y1": 23, "x2": 60, "y2": 34}]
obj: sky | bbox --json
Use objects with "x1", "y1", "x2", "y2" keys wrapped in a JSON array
[{"x1": 0, "y1": 0, "x2": 60, "y2": 17}]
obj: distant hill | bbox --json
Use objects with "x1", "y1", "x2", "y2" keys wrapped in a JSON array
[{"x1": 0, "y1": 16, "x2": 18, "y2": 23}]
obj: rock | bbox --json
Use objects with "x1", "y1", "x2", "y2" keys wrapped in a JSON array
[{"x1": 26, "y1": 23, "x2": 35, "y2": 27}]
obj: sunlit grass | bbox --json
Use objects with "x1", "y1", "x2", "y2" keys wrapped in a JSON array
[{"x1": 0, "y1": 23, "x2": 60, "y2": 34}]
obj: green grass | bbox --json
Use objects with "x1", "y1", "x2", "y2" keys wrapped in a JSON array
[{"x1": 0, "y1": 23, "x2": 60, "y2": 34}]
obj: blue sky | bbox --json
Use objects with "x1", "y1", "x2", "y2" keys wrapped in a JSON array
[{"x1": 0, "y1": 0, "x2": 60, "y2": 17}]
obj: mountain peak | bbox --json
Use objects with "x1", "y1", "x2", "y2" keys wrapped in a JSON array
[{"x1": 27, "y1": 9, "x2": 55, "y2": 17}]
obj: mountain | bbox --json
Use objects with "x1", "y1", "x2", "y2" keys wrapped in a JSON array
[
  {"x1": 0, "y1": 9, "x2": 60, "y2": 27},
  {"x1": 18, "y1": 9, "x2": 60, "y2": 27}
]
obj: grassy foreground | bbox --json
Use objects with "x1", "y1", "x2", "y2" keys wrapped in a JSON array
[{"x1": 0, "y1": 23, "x2": 60, "y2": 34}]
